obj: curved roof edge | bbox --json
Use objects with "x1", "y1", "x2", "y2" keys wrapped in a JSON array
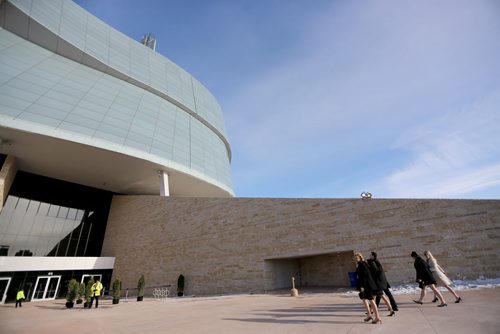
[
  {"x1": 3, "y1": 0, "x2": 232, "y2": 162},
  {"x1": 0, "y1": 117, "x2": 235, "y2": 197}
]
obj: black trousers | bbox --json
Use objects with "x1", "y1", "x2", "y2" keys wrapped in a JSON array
[
  {"x1": 376, "y1": 288, "x2": 398, "y2": 311},
  {"x1": 89, "y1": 295, "x2": 99, "y2": 308},
  {"x1": 15, "y1": 299, "x2": 22, "y2": 308}
]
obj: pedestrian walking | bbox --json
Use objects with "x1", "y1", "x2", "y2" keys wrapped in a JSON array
[
  {"x1": 424, "y1": 250, "x2": 462, "y2": 303},
  {"x1": 411, "y1": 251, "x2": 447, "y2": 307},
  {"x1": 368, "y1": 252, "x2": 398, "y2": 314},
  {"x1": 354, "y1": 253, "x2": 382, "y2": 324}
]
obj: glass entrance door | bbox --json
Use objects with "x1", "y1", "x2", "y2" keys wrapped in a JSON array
[
  {"x1": 32, "y1": 276, "x2": 61, "y2": 301},
  {"x1": 46, "y1": 276, "x2": 59, "y2": 299},
  {"x1": 0, "y1": 277, "x2": 12, "y2": 304},
  {"x1": 81, "y1": 274, "x2": 102, "y2": 284}
]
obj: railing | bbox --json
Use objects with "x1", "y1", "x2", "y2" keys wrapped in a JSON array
[
  {"x1": 111, "y1": 285, "x2": 172, "y2": 302},
  {"x1": 151, "y1": 286, "x2": 170, "y2": 301}
]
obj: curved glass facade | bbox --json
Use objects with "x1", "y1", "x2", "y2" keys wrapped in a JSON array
[
  {"x1": 0, "y1": 0, "x2": 233, "y2": 194},
  {"x1": 0, "y1": 0, "x2": 236, "y2": 304},
  {"x1": 0, "y1": 171, "x2": 113, "y2": 258},
  {"x1": 0, "y1": 195, "x2": 90, "y2": 257}
]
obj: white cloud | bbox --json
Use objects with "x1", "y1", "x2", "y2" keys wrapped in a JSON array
[
  {"x1": 223, "y1": 0, "x2": 500, "y2": 198},
  {"x1": 377, "y1": 89, "x2": 500, "y2": 198}
]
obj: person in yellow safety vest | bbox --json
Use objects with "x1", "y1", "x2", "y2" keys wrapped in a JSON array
[
  {"x1": 89, "y1": 279, "x2": 103, "y2": 308},
  {"x1": 15, "y1": 289, "x2": 25, "y2": 308}
]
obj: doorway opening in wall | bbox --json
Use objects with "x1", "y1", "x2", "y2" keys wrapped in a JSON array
[{"x1": 265, "y1": 250, "x2": 356, "y2": 292}]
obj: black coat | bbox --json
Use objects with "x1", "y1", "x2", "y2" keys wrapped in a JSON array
[
  {"x1": 368, "y1": 258, "x2": 389, "y2": 290},
  {"x1": 356, "y1": 261, "x2": 379, "y2": 293},
  {"x1": 414, "y1": 256, "x2": 436, "y2": 285}
]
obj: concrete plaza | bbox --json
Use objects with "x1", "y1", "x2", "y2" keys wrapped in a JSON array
[{"x1": 1, "y1": 287, "x2": 499, "y2": 334}]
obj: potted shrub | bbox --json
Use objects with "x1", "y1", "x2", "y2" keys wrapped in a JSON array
[
  {"x1": 112, "y1": 278, "x2": 121, "y2": 304},
  {"x1": 84, "y1": 277, "x2": 94, "y2": 308},
  {"x1": 65, "y1": 279, "x2": 79, "y2": 308},
  {"x1": 76, "y1": 282, "x2": 85, "y2": 304},
  {"x1": 137, "y1": 274, "x2": 145, "y2": 301},
  {"x1": 177, "y1": 274, "x2": 184, "y2": 297}
]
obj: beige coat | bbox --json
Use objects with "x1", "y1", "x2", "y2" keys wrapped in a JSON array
[{"x1": 427, "y1": 258, "x2": 452, "y2": 286}]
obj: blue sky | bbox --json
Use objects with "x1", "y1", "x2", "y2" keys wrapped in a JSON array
[{"x1": 75, "y1": 0, "x2": 500, "y2": 199}]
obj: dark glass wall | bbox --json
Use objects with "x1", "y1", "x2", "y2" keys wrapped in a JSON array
[
  {"x1": 3, "y1": 269, "x2": 113, "y2": 303},
  {"x1": 0, "y1": 171, "x2": 114, "y2": 257},
  {"x1": 0, "y1": 153, "x2": 6, "y2": 167}
]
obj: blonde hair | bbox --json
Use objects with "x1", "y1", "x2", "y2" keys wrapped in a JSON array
[
  {"x1": 353, "y1": 253, "x2": 365, "y2": 261},
  {"x1": 423, "y1": 250, "x2": 434, "y2": 259}
]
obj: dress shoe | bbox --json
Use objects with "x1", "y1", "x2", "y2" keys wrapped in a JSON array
[
  {"x1": 363, "y1": 316, "x2": 373, "y2": 322},
  {"x1": 372, "y1": 318, "x2": 382, "y2": 324},
  {"x1": 413, "y1": 300, "x2": 423, "y2": 305},
  {"x1": 388, "y1": 311, "x2": 395, "y2": 317},
  {"x1": 455, "y1": 297, "x2": 462, "y2": 303},
  {"x1": 432, "y1": 297, "x2": 438, "y2": 303},
  {"x1": 437, "y1": 303, "x2": 448, "y2": 307}
]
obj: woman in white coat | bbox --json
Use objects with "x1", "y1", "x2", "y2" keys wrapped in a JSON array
[{"x1": 424, "y1": 250, "x2": 462, "y2": 303}]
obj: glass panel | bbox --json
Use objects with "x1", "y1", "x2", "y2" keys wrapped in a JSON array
[
  {"x1": 56, "y1": 238, "x2": 69, "y2": 256},
  {"x1": 0, "y1": 279, "x2": 10, "y2": 300},
  {"x1": 57, "y1": 207, "x2": 69, "y2": 219},
  {"x1": 48, "y1": 205, "x2": 59, "y2": 217},
  {"x1": 0, "y1": 196, "x2": 94, "y2": 256},
  {"x1": 34, "y1": 278, "x2": 48, "y2": 299},
  {"x1": 46, "y1": 277, "x2": 59, "y2": 299},
  {"x1": 37, "y1": 202, "x2": 49, "y2": 216},
  {"x1": 26, "y1": 236, "x2": 39, "y2": 256},
  {"x1": 76, "y1": 210, "x2": 84, "y2": 221},
  {"x1": 67, "y1": 209, "x2": 77, "y2": 220},
  {"x1": 76, "y1": 222, "x2": 90, "y2": 256},
  {"x1": 58, "y1": 121, "x2": 96, "y2": 136},
  {"x1": 16, "y1": 198, "x2": 29, "y2": 212},
  {"x1": 3, "y1": 196, "x2": 19, "y2": 210},
  {"x1": 1, "y1": 171, "x2": 113, "y2": 258},
  {"x1": 66, "y1": 238, "x2": 78, "y2": 257},
  {"x1": 82, "y1": 274, "x2": 102, "y2": 285},
  {"x1": 36, "y1": 237, "x2": 51, "y2": 256}
]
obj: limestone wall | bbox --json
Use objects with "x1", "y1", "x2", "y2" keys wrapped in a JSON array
[{"x1": 101, "y1": 196, "x2": 500, "y2": 296}]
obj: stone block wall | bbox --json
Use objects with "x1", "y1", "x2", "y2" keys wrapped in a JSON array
[{"x1": 101, "y1": 196, "x2": 500, "y2": 296}]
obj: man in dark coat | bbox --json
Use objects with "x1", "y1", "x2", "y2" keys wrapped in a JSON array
[
  {"x1": 411, "y1": 251, "x2": 447, "y2": 306},
  {"x1": 368, "y1": 252, "x2": 398, "y2": 312}
]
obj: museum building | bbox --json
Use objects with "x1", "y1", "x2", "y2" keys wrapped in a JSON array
[
  {"x1": 0, "y1": 0, "x2": 499, "y2": 303},
  {"x1": 0, "y1": 0, "x2": 233, "y2": 303}
]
